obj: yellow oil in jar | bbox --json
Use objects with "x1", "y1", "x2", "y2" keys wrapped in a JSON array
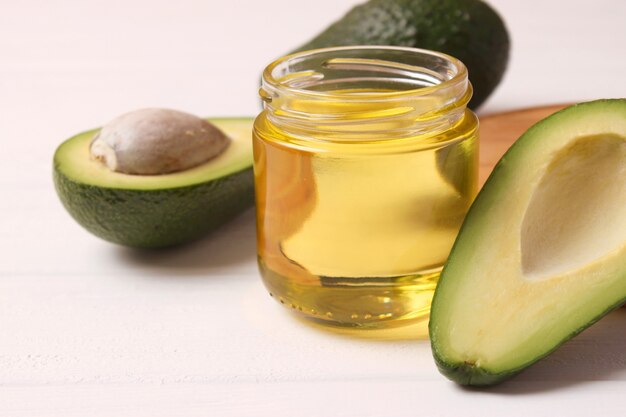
[{"x1": 253, "y1": 89, "x2": 478, "y2": 328}]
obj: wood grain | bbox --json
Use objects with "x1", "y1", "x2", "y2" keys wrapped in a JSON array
[{"x1": 478, "y1": 104, "x2": 568, "y2": 185}]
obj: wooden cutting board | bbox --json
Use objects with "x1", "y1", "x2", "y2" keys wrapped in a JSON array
[{"x1": 478, "y1": 104, "x2": 568, "y2": 186}]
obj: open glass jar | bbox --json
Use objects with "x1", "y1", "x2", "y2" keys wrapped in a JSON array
[{"x1": 253, "y1": 46, "x2": 478, "y2": 328}]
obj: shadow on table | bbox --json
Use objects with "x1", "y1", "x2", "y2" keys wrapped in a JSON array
[
  {"x1": 456, "y1": 308, "x2": 626, "y2": 394},
  {"x1": 113, "y1": 208, "x2": 257, "y2": 275}
]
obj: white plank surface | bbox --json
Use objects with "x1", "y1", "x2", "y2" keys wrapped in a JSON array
[{"x1": 1, "y1": 0, "x2": 625, "y2": 415}]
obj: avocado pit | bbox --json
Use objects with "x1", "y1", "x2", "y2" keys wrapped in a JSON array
[{"x1": 90, "y1": 108, "x2": 230, "y2": 175}]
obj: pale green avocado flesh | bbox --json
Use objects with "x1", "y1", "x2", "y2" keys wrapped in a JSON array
[
  {"x1": 54, "y1": 118, "x2": 254, "y2": 248},
  {"x1": 429, "y1": 100, "x2": 626, "y2": 386}
]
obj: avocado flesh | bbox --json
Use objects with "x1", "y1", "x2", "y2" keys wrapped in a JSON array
[
  {"x1": 429, "y1": 100, "x2": 626, "y2": 386},
  {"x1": 295, "y1": 0, "x2": 509, "y2": 109},
  {"x1": 54, "y1": 118, "x2": 254, "y2": 248}
]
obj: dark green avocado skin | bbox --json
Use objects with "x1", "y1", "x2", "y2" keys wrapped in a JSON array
[
  {"x1": 53, "y1": 165, "x2": 254, "y2": 248},
  {"x1": 296, "y1": 0, "x2": 510, "y2": 109},
  {"x1": 428, "y1": 100, "x2": 626, "y2": 387},
  {"x1": 432, "y1": 357, "x2": 514, "y2": 386},
  {"x1": 431, "y1": 297, "x2": 626, "y2": 386}
]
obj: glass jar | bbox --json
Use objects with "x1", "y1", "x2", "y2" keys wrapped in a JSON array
[{"x1": 253, "y1": 46, "x2": 478, "y2": 328}]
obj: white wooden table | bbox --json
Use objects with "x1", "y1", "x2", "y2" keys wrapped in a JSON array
[{"x1": 1, "y1": 1, "x2": 625, "y2": 415}]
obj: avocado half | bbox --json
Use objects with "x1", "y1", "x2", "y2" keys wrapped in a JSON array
[
  {"x1": 429, "y1": 100, "x2": 626, "y2": 386},
  {"x1": 53, "y1": 118, "x2": 254, "y2": 248},
  {"x1": 295, "y1": 0, "x2": 510, "y2": 109}
]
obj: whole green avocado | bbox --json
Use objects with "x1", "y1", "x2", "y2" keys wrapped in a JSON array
[{"x1": 295, "y1": 0, "x2": 510, "y2": 109}]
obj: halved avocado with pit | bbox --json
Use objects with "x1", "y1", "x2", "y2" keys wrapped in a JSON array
[
  {"x1": 54, "y1": 118, "x2": 254, "y2": 248},
  {"x1": 429, "y1": 100, "x2": 626, "y2": 386}
]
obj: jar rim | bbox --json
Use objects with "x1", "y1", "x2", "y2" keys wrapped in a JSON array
[
  {"x1": 259, "y1": 46, "x2": 473, "y2": 144},
  {"x1": 261, "y1": 45, "x2": 469, "y2": 102}
]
